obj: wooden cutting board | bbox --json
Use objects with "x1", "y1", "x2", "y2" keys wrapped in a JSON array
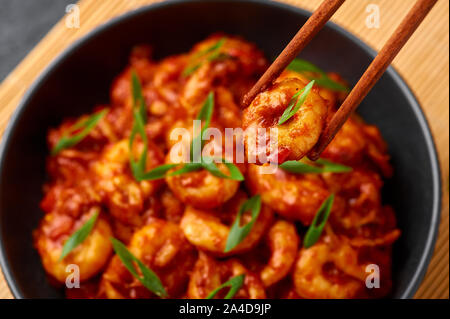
[{"x1": 0, "y1": 0, "x2": 448, "y2": 299}]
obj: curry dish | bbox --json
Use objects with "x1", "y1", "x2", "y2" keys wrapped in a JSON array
[{"x1": 33, "y1": 34, "x2": 400, "y2": 299}]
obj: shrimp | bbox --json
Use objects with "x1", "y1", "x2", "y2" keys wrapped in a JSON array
[
  {"x1": 160, "y1": 187, "x2": 185, "y2": 223},
  {"x1": 108, "y1": 46, "x2": 159, "y2": 136},
  {"x1": 143, "y1": 55, "x2": 191, "y2": 144},
  {"x1": 165, "y1": 88, "x2": 243, "y2": 164},
  {"x1": 165, "y1": 148, "x2": 241, "y2": 210},
  {"x1": 110, "y1": 49, "x2": 188, "y2": 142},
  {"x1": 47, "y1": 108, "x2": 117, "y2": 156},
  {"x1": 293, "y1": 234, "x2": 368, "y2": 299},
  {"x1": 110, "y1": 194, "x2": 162, "y2": 244},
  {"x1": 34, "y1": 35, "x2": 400, "y2": 300},
  {"x1": 92, "y1": 139, "x2": 164, "y2": 224},
  {"x1": 181, "y1": 35, "x2": 267, "y2": 107},
  {"x1": 278, "y1": 69, "x2": 348, "y2": 113},
  {"x1": 242, "y1": 78, "x2": 328, "y2": 164},
  {"x1": 100, "y1": 219, "x2": 196, "y2": 298},
  {"x1": 110, "y1": 45, "x2": 156, "y2": 107},
  {"x1": 260, "y1": 220, "x2": 299, "y2": 287},
  {"x1": 246, "y1": 164, "x2": 329, "y2": 225},
  {"x1": 40, "y1": 181, "x2": 100, "y2": 217},
  {"x1": 239, "y1": 220, "x2": 299, "y2": 287},
  {"x1": 100, "y1": 174, "x2": 144, "y2": 225},
  {"x1": 178, "y1": 86, "x2": 242, "y2": 133},
  {"x1": 188, "y1": 252, "x2": 266, "y2": 299},
  {"x1": 151, "y1": 54, "x2": 189, "y2": 104},
  {"x1": 323, "y1": 169, "x2": 383, "y2": 230},
  {"x1": 46, "y1": 149, "x2": 98, "y2": 183},
  {"x1": 165, "y1": 104, "x2": 233, "y2": 152},
  {"x1": 321, "y1": 115, "x2": 393, "y2": 177},
  {"x1": 34, "y1": 207, "x2": 113, "y2": 283},
  {"x1": 322, "y1": 169, "x2": 400, "y2": 245},
  {"x1": 180, "y1": 191, "x2": 273, "y2": 255}
]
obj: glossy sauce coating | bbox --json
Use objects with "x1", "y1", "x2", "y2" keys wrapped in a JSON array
[{"x1": 35, "y1": 35, "x2": 399, "y2": 299}]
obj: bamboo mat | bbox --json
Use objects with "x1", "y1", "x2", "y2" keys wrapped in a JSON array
[{"x1": 0, "y1": 0, "x2": 448, "y2": 299}]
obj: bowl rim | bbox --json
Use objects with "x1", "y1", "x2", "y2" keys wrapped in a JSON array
[{"x1": 0, "y1": 0, "x2": 442, "y2": 299}]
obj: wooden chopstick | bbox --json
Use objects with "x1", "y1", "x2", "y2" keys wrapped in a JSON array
[
  {"x1": 241, "y1": 0, "x2": 345, "y2": 107},
  {"x1": 308, "y1": 0, "x2": 438, "y2": 160},
  {"x1": 242, "y1": 0, "x2": 437, "y2": 161}
]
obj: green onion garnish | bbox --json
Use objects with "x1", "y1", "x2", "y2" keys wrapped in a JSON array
[
  {"x1": 199, "y1": 157, "x2": 244, "y2": 181},
  {"x1": 128, "y1": 86, "x2": 242, "y2": 181},
  {"x1": 183, "y1": 38, "x2": 228, "y2": 77},
  {"x1": 59, "y1": 209, "x2": 99, "y2": 261},
  {"x1": 279, "y1": 158, "x2": 352, "y2": 174},
  {"x1": 129, "y1": 70, "x2": 174, "y2": 182},
  {"x1": 131, "y1": 71, "x2": 147, "y2": 122},
  {"x1": 168, "y1": 163, "x2": 204, "y2": 176},
  {"x1": 278, "y1": 80, "x2": 314, "y2": 125},
  {"x1": 287, "y1": 58, "x2": 349, "y2": 92},
  {"x1": 224, "y1": 195, "x2": 261, "y2": 252},
  {"x1": 129, "y1": 70, "x2": 150, "y2": 181},
  {"x1": 303, "y1": 194, "x2": 335, "y2": 248},
  {"x1": 315, "y1": 158, "x2": 353, "y2": 173},
  {"x1": 191, "y1": 92, "x2": 214, "y2": 162},
  {"x1": 139, "y1": 163, "x2": 178, "y2": 180},
  {"x1": 129, "y1": 109, "x2": 149, "y2": 181},
  {"x1": 141, "y1": 158, "x2": 243, "y2": 181},
  {"x1": 51, "y1": 109, "x2": 107, "y2": 155},
  {"x1": 206, "y1": 274, "x2": 245, "y2": 299},
  {"x1": 110, "y1": 237, "x2": 167, "y2": 298}
]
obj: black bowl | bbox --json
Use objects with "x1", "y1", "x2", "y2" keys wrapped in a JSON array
[{"x1": 0, "y1": 0, "x2": 441, "y2": 299}]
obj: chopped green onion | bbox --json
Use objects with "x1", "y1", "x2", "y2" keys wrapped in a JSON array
[
  {"x1": 59, "y1": 209, "x2": 99, "y2": 260},
  {"x1": 303, "y1": 194, "x2": 335, "y2": 248},
  {"x1": 288, "y1": 58, "x2": 349, "y2": 92},
  {"x1": 222, "y1": 161, "x2": 245, "y2": 181},
  {"x1": 110, "y1": 238, "x2": 167, "y2": 298},
  {"x1": 315, "y1": 158, "x2": 353, "y2": 173},
  {"x1": 51, "y1": 109, "x2": 107, "y2": 155},
  {"x1": 280, "y1": 158, "x2": 352, "y2": 174},
  {"x1": 182, "y1": 64, "x2": 202, "y2": 77},
  {"x1": 139, "y1": 164, "x2": 178, "y2": 180},
  {"x1": 131, "y1": 70, "x2": 147, "y2": 122},
  {"x1": 200, "y1": 158, "x2": 244, "y2": 181},
  {"x1": 188, "y1": 92, "x2": 243, "y2": 181},
  {"x1": 168, "y1": 163, "x2": 204, "y2": 177},
  {"x1": 143, "y1": 158, "x2": 243, "y2": 181},
  {"x1": 278, "y1": 80, "x2": 314, "y2": 125},
  {"x1": 183, "y1": 38, "x2": 227, "y2": 76},
  {"x1": 129, "y1": 70, "x2": 170, "y2": 182},
  {"x1": 192, "y1": 38, "x2": 227, "y2": 59},
  {"x1": 191, "y1": 92, "x2": 214, "y2": 162},
  {"x1": 128, "y1": 85, "x2": 242, "y2": 181},
  {"x1": 129, "y1": 109, "x2": 148, "y2": 181},
  {"x1": 225, "y1": 195, "x2": 261, "y2": 252},
  {"x1": 129, "y1": 70, "x2": 149, "y2": 181},
  {"x1": 279, "y1": 160, "x2": 323, "y2": 174},
  {"x1": 206, "y1": 274, "x2": 245, "y2": 299}
]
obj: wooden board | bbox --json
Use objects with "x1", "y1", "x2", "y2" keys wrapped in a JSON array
[{"x1": 0, "y1": 0, "x2": 448, "y2": 299}]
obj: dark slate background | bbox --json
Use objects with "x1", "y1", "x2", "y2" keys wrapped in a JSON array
[{"x1": 0, "y1": 0, "x2": 72, "y2": 81}]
